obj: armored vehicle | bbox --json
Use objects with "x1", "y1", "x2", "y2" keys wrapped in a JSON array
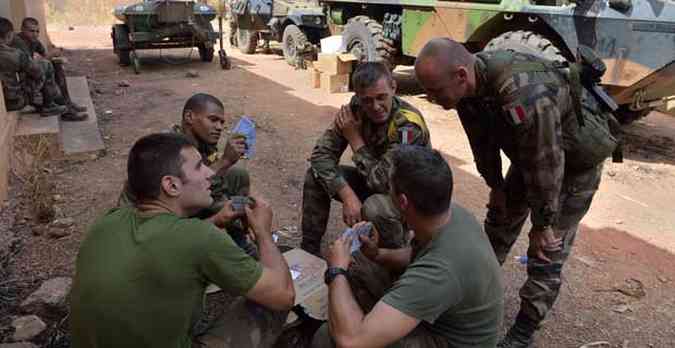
[
  {"x1": 112, "y1": 0, "x2": 225, "y2": 73},
  {"x1": 229, "y1": 0, "x2": 328, "y2": 67},
  {"x1": 320, "y1": 0, "x2": 675, "y2": 123}
]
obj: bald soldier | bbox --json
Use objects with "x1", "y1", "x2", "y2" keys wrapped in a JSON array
[{"x1": 415, "y1": 38, "x2": 613, "y2": 347}]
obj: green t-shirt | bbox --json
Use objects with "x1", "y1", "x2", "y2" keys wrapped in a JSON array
[
  {"x1": 70, "y1": 207, "x2": 263, "y2": 348},
  {"x1": 382, "y1": 204, "x2": 503, "y2": 347}
]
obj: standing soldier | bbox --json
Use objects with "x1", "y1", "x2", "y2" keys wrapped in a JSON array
[
  {"x1": 11, "y1": 17, "x2": 87, "y2": 121},
  {"x1": 415, "y1": 38, "x2": 618, "y2": 347},
  {"x1": 0, "y1": 17, "x2": 63, "y2": 116},
  {"x1": 301, "y1": 62, "x2": 431, "y2": 258}
]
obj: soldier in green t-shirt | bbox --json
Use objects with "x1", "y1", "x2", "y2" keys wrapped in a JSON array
[
  {"x1": 313, "y1": 146, "x2": 503, "y2": 348},
  {"x1": 70, "y1": 133, "x2": 295, "y2": 348}
]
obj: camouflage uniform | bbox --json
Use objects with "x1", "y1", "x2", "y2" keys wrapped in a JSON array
[
  {"x1": 457, "y1": 50, "x2": 604, "y2": 336},
  {"x1": 0, "y1": 43, "x2": 33, "y2": 111},
  {"x1": 119, "y1": 125, "x2": 253, "y2": 254},
  {"x1": 301, "y1": 96, "x2": 431, "y2": 257}
]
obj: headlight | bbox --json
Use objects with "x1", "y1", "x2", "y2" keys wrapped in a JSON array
[{"x1": 315, "y1": 16, "x2": 322, "y2": 25}]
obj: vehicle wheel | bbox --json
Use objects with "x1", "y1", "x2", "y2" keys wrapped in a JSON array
[
  {"x1": 199, "y1": 44, "x2": 215, "y2": 62},
  {"x1": 112, "y1": 24, "x2": 131, "y2": 66},
  {"x1": 282, "y1": 24, "x2": 309, "y2": 67},
  {"x1": 484, "y1": 30, "x2": 566, "y2": 63},
  {"x1": 342, "y1": 15, "x2": 396, "y2": 69},
  {"x1": 130, "y1": 51, "x2": 141, "y2": 74},
  {"x1": 614, "y1": 105, "x2": 651, "y2": 125},
  {"x1": 237, "y1": 29, "x2": 258, "y2": 54}
]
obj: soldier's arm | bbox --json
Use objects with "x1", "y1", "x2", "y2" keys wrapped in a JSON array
[
  {"x1": 309, "y1": 126, "x2": 349, "y2": 197},
  {"x1": 500, "y1": 82, "x2": 567, "y2": 228},
  {"x1": 457, "y1": 101, "x2": 504, "y2": 189},
  {"x1": 352, "y1": 122, "x2": 427, "y2": 194}
]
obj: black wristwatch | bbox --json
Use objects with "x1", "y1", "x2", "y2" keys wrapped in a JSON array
[{"x1": 324, "y1": 267, "x2": 349, "y2": 285}]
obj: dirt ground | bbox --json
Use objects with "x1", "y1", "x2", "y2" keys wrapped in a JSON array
[{"x1": 2, "y1": 25, "x2": 675, "y2": 347}]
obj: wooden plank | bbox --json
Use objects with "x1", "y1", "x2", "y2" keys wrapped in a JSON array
[{"x1": 59, "y1": 76, "x2": 105, "y2": 155}]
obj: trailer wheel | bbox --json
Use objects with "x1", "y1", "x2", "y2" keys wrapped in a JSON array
[
  {"x1": 199, "y1": 44, "x2": 215, "y2": 62},
  {"x1": 342, "y1": 16, "x2": 396, "y2": 69},
  {"x1": 237, "y1": 29, "x2": 258, "y2": 54},
  {"x1": 282, "y1": 24, "x2": 309, "y2": 67}
]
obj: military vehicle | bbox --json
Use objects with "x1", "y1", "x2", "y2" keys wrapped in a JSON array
[
  {"x1": 229, "y1": 0, "x2": 328, "y2": 67},
  {"x1": 319, "y1": 0, "x2": 675, "y2": 123},
  {"x1": 112, "y1": 0, "x2": 229, "y2": 73}
]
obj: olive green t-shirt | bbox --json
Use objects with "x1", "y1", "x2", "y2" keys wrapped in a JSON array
[
  {"x1": 70, "y1": 207, "x2": 262, "y2": 348},
  {"x1": 382, "y1": 204, "x2": 503, "y2": 347}
]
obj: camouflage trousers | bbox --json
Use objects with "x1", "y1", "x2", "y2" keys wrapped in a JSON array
[
  {"x1": 310, "y1": 253, "x2": 449, "y2": 348},
  {"x1": 300, "y1": 166, "x2": 406, "y2": 257},
  {"x1": 194, "y1": 297, "x2": 289, "y2": 348},
  {"x1": 485, "y1": 163, "x2": 603, "y2": 329}
]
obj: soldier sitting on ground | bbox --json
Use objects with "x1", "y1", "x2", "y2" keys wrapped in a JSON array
[
  {"x1": 0, "y1": 17, "x2": 63, "y2": 116},
  {"x1": 11, "y1": 17, "x2": 87, "y2": 121},
  {"x1": 70, "y1": 133, "x2": 295, "y2": 348},
  {"x1": 118, "y1": 93, "x2": 257, "y2": 255},
  {"x1": 300, "y1": 61, "x2": 431, "y2": 258},
  {"x1": 313, "y1": 146, "x2": 504, "y2": 348}
]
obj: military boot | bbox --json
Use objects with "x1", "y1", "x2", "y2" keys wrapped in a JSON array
[
  {"x1": 38, "y1": 102, "x2": 67, "y2": 117},
  {"x1": 497, "y1": 314, "x2": 538, "y2": 348}
]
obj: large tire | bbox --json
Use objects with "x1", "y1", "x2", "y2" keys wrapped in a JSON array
[
  {"x1": 282, "y1": 24, "x2": 309, "y2": 67},
  {"x1": 198, "y1": 44, "x2": 215, "y2": 62},
  {"x1": 341, "y1": 16, "x2": 396, "y2": 69},
  {"x1": 237, "y1": 29, "x2": 258, "y2": 54},
  {"x1": 484, "y1": 30, "x2": 566, "y2": 63},
  {"x1": 112, "y1": 24, "x2": 131, "y2": 66}
]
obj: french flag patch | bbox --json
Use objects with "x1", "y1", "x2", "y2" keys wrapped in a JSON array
[
  {"x1": 400, "y1": 127, "x2": 414, "y2": 144},
  {"x1": 506, "y1": 104, "x2": 527, "y2": 125}
]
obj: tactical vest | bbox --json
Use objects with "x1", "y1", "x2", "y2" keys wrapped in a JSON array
[
  {"x1": 386, "y1": 107, "x2": 430, "y2": 144},
  {"x1": 482, "y1": 50, "x2": 620, "y2": 171}
]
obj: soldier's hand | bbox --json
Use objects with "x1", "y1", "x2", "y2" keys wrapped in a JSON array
[
  {"x1": 245, "y1": 195, "x2": 274, "y2": 241},
  {"x1": 528, "y1": 226, "x2": 562, "y2": 263},
  {"x1": 342, "y1": 196, "x2": 363, "y2": 227},
  {"x1": 326, "y1": 234, "x2": 352, "y2": 270},
  {"x1": 211, "y1": 200, "x2": 244, "y2": 228},
  {"x1": 336, "y1": 105, "x2": 363, "y2": 142},
  {"x1": 223, "y1": 134, "x2": 247, "y2": 165},
  {"x1": 358, "y1": 222, "x2": 380, "y2": 261}
]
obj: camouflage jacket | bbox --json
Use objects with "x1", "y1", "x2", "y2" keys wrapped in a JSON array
[
  {"x1": 310, "y1": 96, "x2": 431, "y2": 197},
  {"x1": 457, "y1": 51, "x2": 575, "y2": 228},
  {"x1": 0, "y1": 43, "x2": 31, "y2": 102},
  {"x1": 10, "y1": 33, "x2": 46, "y2": 60}
]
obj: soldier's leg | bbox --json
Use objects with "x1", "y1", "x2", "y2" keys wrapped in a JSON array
[
  {"x1": 35, "y1": 60, "x2": 66, "y2": 117},
  {"x1": 300, "y1": 166, "x2": 369, "y2": 257},
  {"x1": 197, "y1": 297, "x2": 288, "y2": 348},
  {"x1": 361, "y1": 194, "x2": 406, "y2": 250},
  {"x1": 505, "y1": 164, "x2": 603, "y2": 346},
  {"x1": 485, "y1": 166, "x2": 530, "y2": 265},
  {"x1": 52, "y1": 59, "x2": 86, "y2": 112}
]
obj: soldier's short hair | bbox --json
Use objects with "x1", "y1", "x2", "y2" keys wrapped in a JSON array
[
  {"x1": 21, "y1": 17, "x2": 39, "y2": 29},
  {"x1": 351, "y1": 62, "x2": 394, "y2": 92},
  {"x1": 127, "y1": 133, "x2": 193, "y2": 201},
  {"x1": 182, "y1": 93, "x2": 224, "y2": 119},
  {"x1": 391, "y1": 146, "x2": 453, "y2": 216},
  {"x1": 0, "y1": 17, "x2": 14, "y2": 40}
]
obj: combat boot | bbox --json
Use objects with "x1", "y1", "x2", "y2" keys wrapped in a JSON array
[
  {"x1": 61, "y1": 110, "x2": 88, "y2": 122},
  {"x1": 497, "y1": 313, "x2": 538, "y2": 348},
  {"x1": 38, "y1": 102, "x2": 67, "y2": 117}
]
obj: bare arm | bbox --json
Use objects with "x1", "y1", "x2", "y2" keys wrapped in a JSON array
[{"x1": 358, "y1": 224, "x2": 411, "y2": 273}]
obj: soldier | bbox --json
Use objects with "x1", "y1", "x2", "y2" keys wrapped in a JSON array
[
  {"x1": 415, "y1": 38, "x2": 613, "y2": 347},
  {"x1": 313, "y1": 146, "x2": 503, "y2": 348},
  {"x1": 11, "y1": 17, "x2": 87, "y2": 121},
  {"x1": 0, "y1": 17, "x2": 63, "y2": 116},
  {"x1": 71, "y1": 133, "x2": 294, "y2": 348},
  {"x1": 118, "y1": 93, "x2": 254, "y2": 255},
  {"x1": 301, "y1": 61, "x2": 431, "y2": 259}
]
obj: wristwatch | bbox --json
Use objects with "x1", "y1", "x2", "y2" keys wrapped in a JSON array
[{"x1": 324, "y1": 267, "x2": 349, "y2": 285}]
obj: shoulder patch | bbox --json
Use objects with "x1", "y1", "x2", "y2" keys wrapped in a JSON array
[
  {"x1": 398, "y1": 126, "x2": 416, "y2": 145},
  {"x1": 503, "y1": 103, "x2": 528, "y2": 126}
]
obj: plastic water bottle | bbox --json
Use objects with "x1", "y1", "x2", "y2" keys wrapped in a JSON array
[
  {"x1": 232, "y1": 116, "x2": 256, "y2": 159},
  {"x1": 515, "y1": 255, "x2": 528, "y2": 265}
]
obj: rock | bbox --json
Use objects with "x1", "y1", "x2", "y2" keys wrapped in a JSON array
[
  {"x1": 104, "y1": 110, "x2": 113, "y2": 117},
  {"x1": 118, "y1": 80, "x2": 131, "y2": 87},
  {"x1": 48, "y1": 227, "x2": 71, "y2": 239},
  {"x1": 612, "y1": 304, "x2": 631, "y2": 313},
  {"x1": 113, "y1": 89, "x2": 123, "y2": 96},
  {"x1": 11, "y1": 315, "x2": 46, "y2": 341},
  {"x1": 0, "y1": 343, "x2": 39, "y2": 348},
  {"x1": 658, "y1": 276, "x2": 670, "y2": 283},
  {"x1": 31, "y1": 225, "x2": 46, "y2": 236},
  {"x1": 51, "y1": 217, "x2": 74, "y2": 228},
  {"x1": 186, "y1": 69, "x2": 199, "y2": 78},
  {"x1": 21, "y1": 277, "x2": 72, "y2": 308},
  {"x1": 53, "y1": 194, "x2": 62, "y2": 202}
]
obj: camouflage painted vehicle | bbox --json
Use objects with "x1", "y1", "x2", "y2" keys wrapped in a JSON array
[
  {"x1": 321, "y1": 0, "x2": 675, "y2": 122},
  {"x1": 229, "y1": 0, "x2": 328, "y2": 67},
  {"x1": 112, "y1": 0, "x2": 221, "y2": 73}
]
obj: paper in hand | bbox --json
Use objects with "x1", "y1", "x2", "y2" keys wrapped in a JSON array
[{"x1": 341, "y1": 222, "x2": 373, "y2": 254}]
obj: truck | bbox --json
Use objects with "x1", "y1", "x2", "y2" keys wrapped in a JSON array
[{"x1": 318, "y1": 0, "x2": 675, "y2": 123}]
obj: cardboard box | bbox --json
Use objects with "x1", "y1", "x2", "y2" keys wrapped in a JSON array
[
  {"x1": 283, "y1": 248, "x2": 328, "y2": 320},
  {"x1": 320, "y1": 73, "x2": 350, "y2": 94},
  {"x1": 314, "y1": 53, "x2": 357, "y2": 75},
  {"x1": 309, "y1": 69, "x2": 321, "y2": 89}
]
